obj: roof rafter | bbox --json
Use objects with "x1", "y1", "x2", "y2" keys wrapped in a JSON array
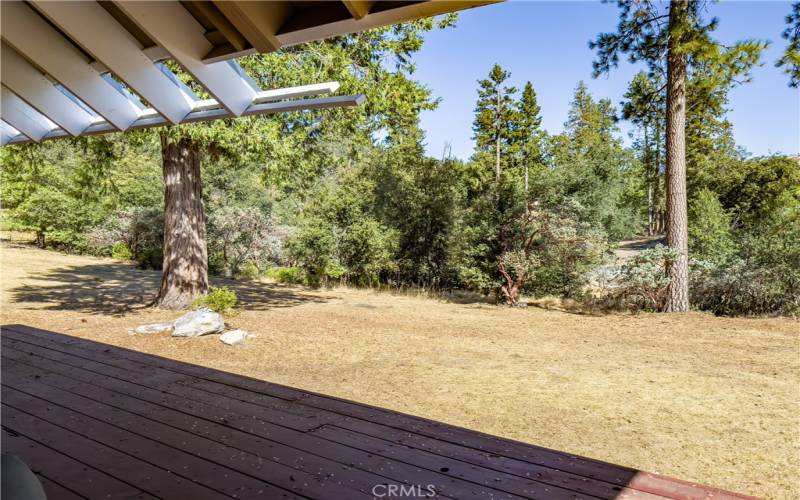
[
  {"x1": 0, "y1": 1, "x2": 139, "y2": 131},
  {"x1": 0, "y1": 43, "x2": 94, "y2": 137},
  {"x1": 252, "y1": 82, "x2": 340, "y2": 103},
  {"x1": 0, "y1": 87, "x2": 54, "y2": 142},
  {"x1": 0, "y1": 121, "x2": 22, "y2": 146},
  {"x1": 30, "y1": 1, "x2": 193, "y2": 125},
  {"x1": 114, "y1": 1, "x2": 256, "y2": 117},
  {"x1": 0, "y1": 1, "x2": 498, "y2": 146},
  {"x1": 341, "y1": 1, "x2": 375, "y2": 20},
  {"x1": 277, "y1": 1, "x2": 496, "y2": 47},
  {"x1": 185, "y1": 1, "x2": 249, "y2": 53},
  {"x1": 211, "y1": 1, "x2": 289, "y2": 56}
]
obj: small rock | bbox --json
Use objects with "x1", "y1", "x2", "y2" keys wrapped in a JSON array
[
  {"x1": 220, "y1": 329, "x2": 248, "y2": 346},
  {"x1": 133, "y1": 322, "x2": 174, "y2": 334},
  {"x1": 172, "y1": 308, "x2": 225, "y2": 337}
]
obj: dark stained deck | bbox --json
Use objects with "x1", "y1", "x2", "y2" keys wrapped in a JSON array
[{"x1": 1, "y1": 324, "x2": 755, "y2": 500}]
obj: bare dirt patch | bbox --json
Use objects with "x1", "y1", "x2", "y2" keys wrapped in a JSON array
[{"x1": 1, "y1": 241, "x2": 798, "y2": 499}]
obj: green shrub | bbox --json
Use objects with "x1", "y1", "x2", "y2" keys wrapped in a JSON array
[
  {"x1": 192, "y1": 286, "x2": 238, "y2": 314},
  {"x1": 266, "y1": 266, "x2": 303, "y2": 284},
  {"x1": 111, "y1": 242, "x2": 134, "y2": 261},
  {"x1": 324, "y1": 262, "x2": 347, "y2": 281},
  {"x1": 610, "y1": 245, "x2": 681, "y2": 312},
  {"x1": 236, "y1": 262, "x2": 260, "y2": 281},
  {"x1": 690, "y1": 221, "x2": 800, "y2": 316},
  {"x1": 688, "y1": 189, "x2": 736, "y2": 265},
  {"x1": 88, "y1": 207, "x2": 164, "y2": 269},
  {"x1": 287, "y1": 224, "x2": 335, "y2": 286},
  {"x1": 338, "y1": 218, "x2": 399, "y2": 286},
  {"x1": 691, "y1": 260, "x2": 799, "y2": 316}
]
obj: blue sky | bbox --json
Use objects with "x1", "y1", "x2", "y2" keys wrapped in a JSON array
[{"x1": 412, "y1": 1, "x2": 800, "y2": 160}]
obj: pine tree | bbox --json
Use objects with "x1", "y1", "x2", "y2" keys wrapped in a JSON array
[
  {"x1": 591, "y1": 0, "x2": 767, "y2": 312},
  {"x1": 565, "y1": 82, "x2": 618, "y2": 152},
  {"x1": 472, "y1": 64, "x2": 517, "y2": 181},
  {"x1": 623, "y1": 71, "x2": 665, "y2": 235},
  {"x1": 549, "y1": 83, "x2": 634, "y2": 240},
  {"x1": 511, "y1": 82, "x2": 544, "y2": 194},
  {"x1": 777, "y1": 2, "x2": 800, "y2": 87}
]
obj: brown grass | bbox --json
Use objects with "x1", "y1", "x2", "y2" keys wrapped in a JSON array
[{"x1": 1, "y1": 240, "x2": 798, "y2": 499}]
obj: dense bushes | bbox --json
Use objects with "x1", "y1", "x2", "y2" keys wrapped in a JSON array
[
  {"x1": 691, "y1": 260, "x2": 800, "y2": 316},
  {"x1": 265, "y1": 266, "x2": 303, "y2": 284},
  {"x1": 207, "y1": 206, "x2": 288, "y2": 278},
  {"x1": 686, "y1": 156, "x2": 800, "y2": 316},
  {"x1": 688, "y1": 189, "x2": 736, "y2": 265},
  {"x1": 690, "y1": 220, "x2": 800, "y2": 315},
  {"x1": 605, "y1": 245, "x2": 681, "y2": 312},
  {"x1": 88, "y1": 207, "x2": 164, "y2": 269},
  {"x1": 4, "y1": 136, "x2": 796, "y2": 318},
  {"x1": 111, "y1": 242, "x2": 134, "y2": 261}
]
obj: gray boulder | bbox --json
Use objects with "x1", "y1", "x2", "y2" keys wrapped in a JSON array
[
  {"x1": 172, "y1": 308, "x2": 225, "y2": 337},
  {"x1": 133, "y1": 322, "x2": 174, "y2": 335},
  {"x1": 220, "y1": 329, "x2": 248, "y2": 346}
]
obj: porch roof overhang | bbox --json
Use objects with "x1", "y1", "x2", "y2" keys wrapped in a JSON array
[{"x1": 0, "y1": 1, "x2": 497, "y2": 146}]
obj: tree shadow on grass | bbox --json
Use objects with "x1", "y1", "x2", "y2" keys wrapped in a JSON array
[{"x1": 8, "y1": 262, "x2": 332, "y2": 316}]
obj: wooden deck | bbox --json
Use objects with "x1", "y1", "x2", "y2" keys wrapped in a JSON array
[{"x1": 1, "y1": 324, "x2": 754, "y2": 500}]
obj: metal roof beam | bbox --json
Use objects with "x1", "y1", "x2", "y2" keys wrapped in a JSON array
[
  {"x1": 114, "y1": 1, "x2": 256, "y2": 116},
  {"x1": 1, "y1": 87, "x2": 55, "y2": 142},
  {"x1": 0, "y1": 43, "x2": 94, "y2": 137},
  {"x1": 252, "y1": 82, "x2": 340, "y2": 103},
  {"x1": 1, "y1": 121, "x2": 23, "y2": 146},
  {"x1": 0, "y1": 1, "x2": 140, "y2": 131},
  {"x1": 7, "y1": 94, "x2": 366, "y2": 145},
  {"x1": 30, "y1": 0, "x2": 193, "y2": 125}
]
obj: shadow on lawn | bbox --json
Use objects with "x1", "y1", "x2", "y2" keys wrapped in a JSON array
[{"x1": 8, "y1": 261, "x2": 331, "y2": 316}]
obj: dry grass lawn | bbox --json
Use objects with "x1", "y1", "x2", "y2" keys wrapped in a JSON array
[{"x1": 1, "y1": 240, "x2": 798, "y2": 499}]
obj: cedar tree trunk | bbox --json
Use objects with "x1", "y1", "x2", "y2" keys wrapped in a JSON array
[
  {"x1": 664, "y1": 0, "x2": 690, "y2": 312},
  {"x1": 154, "y1": 134, "x2": 209, "y2": 309}
]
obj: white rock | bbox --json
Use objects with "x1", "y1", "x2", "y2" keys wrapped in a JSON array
[
  {"x1": 133, "y1": 322, "x2": 174, "y2": 334},
  {"x1": 220, "y1": 329, "x2": 248, "y2": 346},
  {"x1": 172, "y1": 308, "x2": 225, "y2": 337}
]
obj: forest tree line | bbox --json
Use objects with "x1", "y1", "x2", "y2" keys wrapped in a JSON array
[{"x1": 1, "y1": 2, "x2": 799, "y2": 315}]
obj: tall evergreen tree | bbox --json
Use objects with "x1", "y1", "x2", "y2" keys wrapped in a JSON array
[
  {"x1": 591, "y1": 0, "x2": 767, "y2": 312},
  {"x1": 511, "y1": 82, "x2": 544, "y2": 194},
  {"x1": 564, "y1": 82, "x2": 618, "y2": 153},
  {"x1": 472, "y1": 64, "x2": 517, "y2": 181},
  {"x1": 777, "y1": 2, "x2": 800, "y2": 87},
  {"x1": 548, "y1": 82, "x2": 636, "y2": 240},
  {"x1": 623, "y1": 71, "x2": 665, "y2": 235}
]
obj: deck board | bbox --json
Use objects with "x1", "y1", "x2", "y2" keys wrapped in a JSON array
[
  {"x1": 36, "y1": 476, "x2": 87, "y2": 500},
  {"x1": 1, "y1": 427, "x2": 153, "y2": 500},
  {"x1": 1, "y1": 324, "x2": 756, "y2": 500},
  {"x1": 2, "y1": 384, "x2": 301, "y2": 499}
]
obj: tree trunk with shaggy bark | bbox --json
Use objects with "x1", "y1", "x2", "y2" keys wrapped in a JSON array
[
  {"x1": 498, "y1": 256, "x2": 525, "y2": 306},
  {"x1": 153, "y1": 134, "x2": 209, "y2": 309},
  {"x1": 664, "y1": 0, "x2": 690, "y2": 312}
]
